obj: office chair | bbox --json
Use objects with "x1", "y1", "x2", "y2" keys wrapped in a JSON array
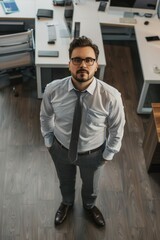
[{"x1": 0, "y1": 29, "x2": 35, "y2": 96}]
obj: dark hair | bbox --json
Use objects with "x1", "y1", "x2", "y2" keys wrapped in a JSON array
[{"x1": 69, "y1": 36, "x2": 99, "y2": 60}]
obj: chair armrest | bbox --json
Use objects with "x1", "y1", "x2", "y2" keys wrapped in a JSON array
[
  {"x1": 0, "y1": 41, "x2": 30, "y2": 48},
  {"x1": 0, "y1": 48, "x2": 33, "y2": 57}
]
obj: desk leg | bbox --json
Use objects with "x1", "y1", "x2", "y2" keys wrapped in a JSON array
[
  {"x1": 36, "y1": 65, "x2": 43, "y2": 99},
  {"x1": 137, "y1": 82, "x2": 152, "y2": 114}
]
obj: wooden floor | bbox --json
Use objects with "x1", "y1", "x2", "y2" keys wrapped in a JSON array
[{"x1": 0, "y1": 41, "x2": 160, "y2": 240}]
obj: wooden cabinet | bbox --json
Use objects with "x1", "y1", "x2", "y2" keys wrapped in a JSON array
[{"x1": 143, "y1": 103, "x2": 160, "y2": 172}]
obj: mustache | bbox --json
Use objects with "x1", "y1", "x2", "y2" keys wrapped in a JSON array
[{"x1": 77, "y1": 69, "x2": 89, "y2": 74}]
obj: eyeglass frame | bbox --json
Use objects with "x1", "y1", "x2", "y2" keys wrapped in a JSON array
[{"x1": 70, "y1": 57, "x2": 96, "y2": 66}]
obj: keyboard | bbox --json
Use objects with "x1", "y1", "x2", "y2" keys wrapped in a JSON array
[
  {"x1": 119, "y1": 18, "x2": 137, "y2": 24},
  {"x1": 47, "y1": 24, "x2": 57, "y2": 44}
]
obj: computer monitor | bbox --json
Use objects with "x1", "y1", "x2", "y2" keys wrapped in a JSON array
[{"x1": 109, "y1": 0, "x2": 159, "y2": 17}]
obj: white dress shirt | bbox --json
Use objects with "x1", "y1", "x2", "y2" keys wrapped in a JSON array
[{"x1": 40, "y1": 76, "x2": 125, "y2": 160}]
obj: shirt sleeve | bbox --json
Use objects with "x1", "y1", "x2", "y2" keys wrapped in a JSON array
[
  {"x1": 40, "y1": 86, "x2": 55, "y2": 147},
  {"x1": 102, "y1": 93, "x2": 125, "y2": 160}
]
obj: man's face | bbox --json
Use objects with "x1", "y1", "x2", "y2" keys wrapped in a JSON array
[{"x1": 69, "y1": 46, "x2": 98, "y2": 84}]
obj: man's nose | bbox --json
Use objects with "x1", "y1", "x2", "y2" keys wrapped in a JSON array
[{"x1": 79, "y1": 59, "x2": 87, "y2": 67}]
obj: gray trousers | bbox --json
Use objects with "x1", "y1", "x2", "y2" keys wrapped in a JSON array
[{"x1": 49, "y1": 139, "x2": 105, "y2": 209}]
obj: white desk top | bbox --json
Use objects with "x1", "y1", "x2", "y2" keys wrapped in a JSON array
[
  {"x1": 35, "y1": 4, "x2": 71, "y2": 66},
  {"x1": 0, "y1": 0, "x2": 35, "y2": 19}
]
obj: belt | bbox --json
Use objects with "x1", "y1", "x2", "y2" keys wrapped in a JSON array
[{"x1": 55, "y1": 138, "x2": 103, "y2": 156}]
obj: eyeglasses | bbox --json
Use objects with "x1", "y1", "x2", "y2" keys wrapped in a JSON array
[{"x1": 70, "y1": 57, "x2": 96, "y2": 66}]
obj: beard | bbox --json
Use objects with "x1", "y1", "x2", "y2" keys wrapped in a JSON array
[{"x1": 71, "y1": 69, "x2": 94, "y2": 83}]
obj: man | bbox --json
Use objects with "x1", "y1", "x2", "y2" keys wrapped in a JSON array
[{"x1": 40, "y1": 36, "x2": 125, "y2": 227}]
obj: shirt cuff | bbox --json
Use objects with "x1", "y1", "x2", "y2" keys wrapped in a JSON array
[
  {"x1": 102, "y1": 148, "x2": 115, "y2": 161},
  {"x1": 44, "y1": 133, "x2": 54, "y2": 148}
]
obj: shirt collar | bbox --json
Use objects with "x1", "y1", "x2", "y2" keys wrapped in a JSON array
[{"x1": 68, "y1": 77, "x2": 96, "y2": 95}]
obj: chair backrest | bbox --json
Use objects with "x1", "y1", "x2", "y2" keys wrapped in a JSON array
[{"x1": 0, "y1": 29, "x2": 35, "y2": 70}]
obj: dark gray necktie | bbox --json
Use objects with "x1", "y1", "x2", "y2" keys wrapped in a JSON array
[{"x1": 68, "y1": 91, "x2": 82, "y2": 162}]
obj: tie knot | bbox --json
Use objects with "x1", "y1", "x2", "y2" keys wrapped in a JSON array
[
  {"x1": 74, "y1": 90, "x2": 82, "y2": 101},
  {"x1": 75, "y1": 90, "x2": 81, "y2": 96}
]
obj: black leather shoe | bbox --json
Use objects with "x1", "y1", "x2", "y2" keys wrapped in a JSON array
[
  {"x1": 84, "y1": 206, "x2": 105, "y2": 227},
  {"x1": 55, "y1": 203, "x2": 72, "y2": 226}
]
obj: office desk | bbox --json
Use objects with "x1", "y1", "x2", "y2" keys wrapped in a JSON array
[
  {"x1": 95, "y1": 3, "x2": 160, "y2": 114},
  {"x1": 135, "y1": 23, "x2": 160, "y2": 114},
  {"x1": 101, "y1": 8, "x2": 160, "y2": 115},
  {"x1": 0, "y1": 0, "x2": 35, "y2": 42}
]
